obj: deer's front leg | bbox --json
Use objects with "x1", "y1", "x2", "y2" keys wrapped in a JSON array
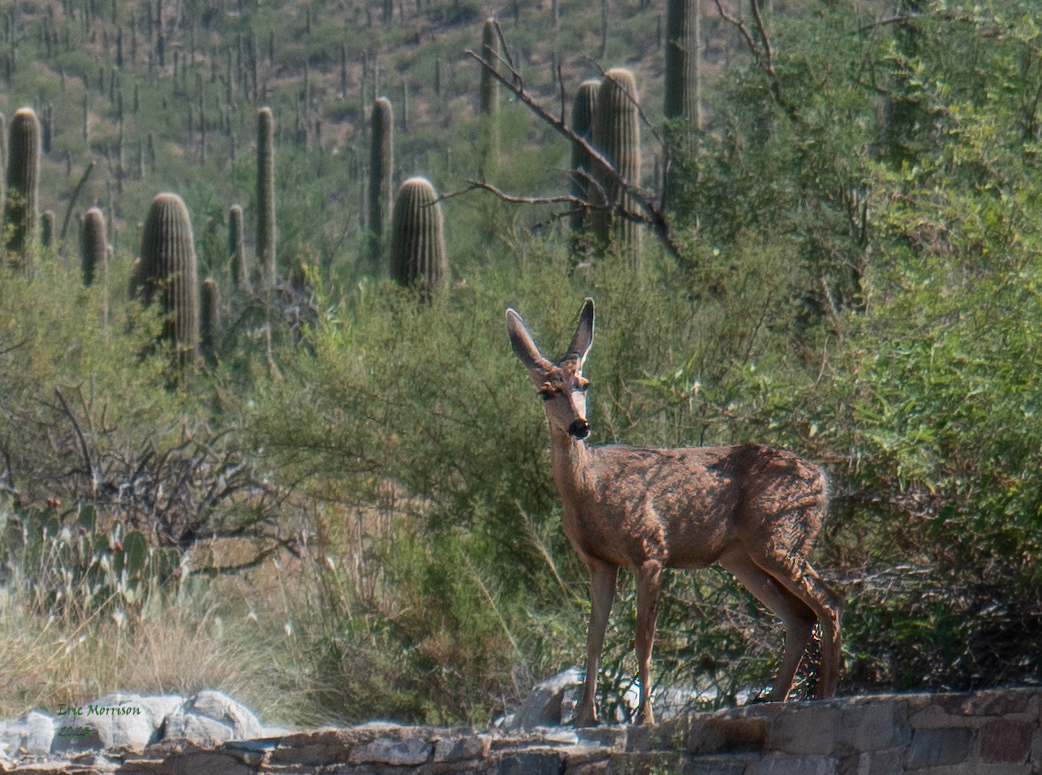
[
  {"x1": 575, "y1": 560, "x2": 618, "y2": 727},
  {"x1": 635, "y1": 560, "x2": 662, "y2": 725}
]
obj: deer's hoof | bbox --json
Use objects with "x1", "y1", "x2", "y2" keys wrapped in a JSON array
[{"x1": 574, "y1": 710, "x2": 599, "y2": 728}]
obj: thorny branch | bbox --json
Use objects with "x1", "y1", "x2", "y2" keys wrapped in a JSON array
[
  {"x1": 7, "y1": 386, "x2": 296, "y2": 569},
  {"x1": 463, "y1": 21, "x2": 684, "y2": 259},
  {"x1": 53, "y1": 386, "x2": 98, "y2": 495}
]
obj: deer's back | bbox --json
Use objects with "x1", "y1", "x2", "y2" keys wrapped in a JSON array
[{"x1": 569, "y1": 442, "x2": 827, "y2": 570}]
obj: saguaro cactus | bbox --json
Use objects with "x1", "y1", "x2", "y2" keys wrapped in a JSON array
[
  {"x1": 200, "y1": 277, "x2": 220, "y2": 368},
  {"x1": 41, "y1": 209, "x2": 54, "y2": 249},
  {"x1": 228, "y1": 204, "x2": 248, "y2": 291},
  {"x1": 389, "y1": 177, "x2": 448, "y2": 302},
  {"x1": 664, "y1": 0, "x2": 701, "y2": 205},
  {"x1": 367, "y1": 97, "x2": 394, "y2": 271},
  {"x1": 664, "y1": 0, "x2": 701, "y2": 130},
  {"x1": 136, "y1": 193, "x2": 199, "y2": 365},
  {"x1": 478, "y1": 18, "x2": 500, "y2": 169},
  {"x1": 592, "y1": 68, "x2": 642, "y2": 264},
  {"x1": 80, "y1": 207, "x2": 107, "y2": 286},
  {"x1": 570, "y1": 79, "x2": 600, "y2": 252},
  {"x1": 256, "y1": 107, "x2": 276, "y2": 284},
  {"x1": 5, "y1": 107, "x2": 41, "y2": 256},
  {"x1": 0, "y1": 112, "x2": 7, "y2": 217}
]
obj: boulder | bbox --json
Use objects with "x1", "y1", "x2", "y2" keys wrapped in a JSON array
[
  {"x1": 163, "y1": 690, "x2": 264, "y2": 743},
  {"x1": 0, "y1": 711, "x2": 54, "y2": 756},
  {"x1": 51, "y1": 693, "x2": 157, "y2": 753},
  {"x1": 510, "y1": 668, "x2": 584, "y2": 730}
]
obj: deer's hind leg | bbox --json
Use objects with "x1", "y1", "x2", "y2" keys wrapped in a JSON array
[
  {"x1": 720, "y1": 549, "x2": 818, "y2": 701},
  {"x1": 766, "y1": 559, "x2": 841, "y2": 699},
  {"x1": 635, "y1": 560, "x2": 663, "y2": 724}
]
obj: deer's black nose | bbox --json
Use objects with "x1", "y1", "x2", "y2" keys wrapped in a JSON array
[{"x1": 568, "y1": 419, "x2": 591, "y2": 440}]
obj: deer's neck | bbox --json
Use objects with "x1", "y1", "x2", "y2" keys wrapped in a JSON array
[{"x1": 549, "y1": 426, "x2": 595, "y2": 501}]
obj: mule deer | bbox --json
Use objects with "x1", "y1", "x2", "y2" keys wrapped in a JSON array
[{"x1": 506, "y1": 298, "x2": 841, "y2": 726}]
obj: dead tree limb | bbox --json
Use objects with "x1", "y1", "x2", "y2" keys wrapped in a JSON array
[
  {"x1": 464, "y1": 22, "x2": 684, "y2": 259},
  {"x1": 713, "y1": 0, "x2": 775, "y2": 76},
  {"x1": 60, "y1": 160, "x2": 95, "y2": 241},
  {"x1": 750, "y1": 0, "x2": 774, "y2": 75},
  {"x1": 434, "y1": 178, "x2": 653, "y2": 231},
  {"x1": 54, "y1": 385, "x2": 98, "y2": 495}
]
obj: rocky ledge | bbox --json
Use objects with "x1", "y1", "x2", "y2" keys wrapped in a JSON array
[{"x1": 2, "y1": 685, "x2": 1042, "y2": 774}]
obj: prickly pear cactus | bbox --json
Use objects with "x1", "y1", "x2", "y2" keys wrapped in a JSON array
[
  {"x1": 389, "y1": 177, "x2": 448, "y2": 303},
  {"x1": 228, "y1": 204, "x2": 248, "y2": 291},
  {"x1": 11, "y1": 503, "x2": 181, "y2": 619},
  {"x1": 570, "y1": 79, "x2": 600, "y2": 251},
  {"x1": 256, "y1": 107, "x2": 276, "y2": 285},
  {"x1": 367, "y1": 97, "x2": 394, "y2": 271},
  {"x1": 80, "y1": 207, "x2": 107, "y2": 287},
  {"x1": 5, "y1": 107, "x2": 41, "y2": 257},
  {"x1": 136, "y1": 192, "x2": 200, "y2": 366},
  {"x1": 592, "y1": 68, "x2": 642, "y2": 264}
]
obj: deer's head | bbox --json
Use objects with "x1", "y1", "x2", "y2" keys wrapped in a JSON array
[{"x1": 506, "y1": 298, "x2": 594, "y2": 441}]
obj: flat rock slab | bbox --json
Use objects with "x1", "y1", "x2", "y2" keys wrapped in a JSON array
[{"x1": 3, "y1": 688, "x2": 1042, "y2": 775}]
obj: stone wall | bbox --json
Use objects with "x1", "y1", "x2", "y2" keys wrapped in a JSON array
[{"x1": 4, "y1": 688, "x2": 1042, "y2": 774}]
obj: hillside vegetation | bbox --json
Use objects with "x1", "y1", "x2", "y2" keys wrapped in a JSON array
[{"x1": 0, "y1": 0, "x2": 1041, "y2": 727}]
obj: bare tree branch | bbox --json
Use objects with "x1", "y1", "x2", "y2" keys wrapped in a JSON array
[
  {"x1": 557, "y1": 61, "x2": 566, "y2": 126},
  {"x1": 436, "y1": 181, "x2": 585, "y2": 208},
  {"x1": 749, "y1": 0, "x2": 774, "y2": 75},
  {"x1": 60, "y1": 160, "x2": 95, "y2": 242},
  {"x1": 54, "y1": 386, "x2": 97, "y2": 495},
  {"x1": 491, "y1": 18, "x2": 519, "y2": 85},
  {"x1": 464, "y1": 40, "x2": 684, "y2": 259},
  {"x1": 714, "y1": 0, "x2": 775, "y2": 76}
]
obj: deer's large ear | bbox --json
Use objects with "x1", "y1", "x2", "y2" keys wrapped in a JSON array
[
  {"x1": 565, "y1": 298, "x2": 594, "y2": 367},
  {"x1": 506, "y1": 308, "x2": 553, "y2": 379}
]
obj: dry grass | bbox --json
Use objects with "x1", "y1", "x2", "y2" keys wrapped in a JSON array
[
  {"x1": 0, "y1": 488, "x2": 413, "y2": 725},
  {"x1": 0, "y1": 571, "x2": 312, "y2": 726}
]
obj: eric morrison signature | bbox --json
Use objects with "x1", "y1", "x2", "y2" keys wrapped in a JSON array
[{"x1": 55, "y1": 703, "x2": 142, "y2": 738}]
